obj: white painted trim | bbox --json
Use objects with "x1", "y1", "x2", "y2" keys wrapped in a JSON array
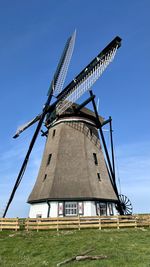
[
  {"x1": 48, "y1": 116, "x2": 96, "y2": 128},
  {"x1": 29, "y1": 201, "x2": 118, "y2": 218}
]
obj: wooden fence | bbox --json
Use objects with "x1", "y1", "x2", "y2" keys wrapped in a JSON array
[
  {"x1": 0, "y1": 215, "x2": 150, "y2": 231},
  {"x1": 25, "y1": 214, "x2": 150, "y2": 231},
  {"x1": 0, "y1": 218, "x2": 19, "y2": 231}
]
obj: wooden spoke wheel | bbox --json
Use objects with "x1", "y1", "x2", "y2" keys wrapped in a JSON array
[{"x1": 118, "y1": 194, "x2": 133, "y2": 215}]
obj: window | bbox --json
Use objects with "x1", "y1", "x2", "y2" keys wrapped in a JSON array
[
  {"x1": 100, "y1": 203, "x2": 107, "y2": 216},
  {"x1": 52, "y1": 129, "x2": 56, "y2": 137},
  {"x1": 97, "y1": 173, "x2": 101, "y2": 182},
  {"x1": 89, "y1": 128, "x2": 92, "y2": 136},
  {"x1": 96, "y1": 202, "x2": 107, "y2": 216},
  {"x1": 47, "y1": 154, "x2": 52, "y2": 166},
  {"x1": 93, "y1": 153, "x2": 98, "y2": 165},
  {"x1": 65, "y1": 202, "x2": 77, "y2": 216},
  {"x1": 43, "y1": 174, "x2": 47, "y2": 182}
]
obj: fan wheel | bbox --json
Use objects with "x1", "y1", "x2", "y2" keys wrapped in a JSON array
[{"x1": 119, "y1": 194, "x2": 133, "y2": 215}]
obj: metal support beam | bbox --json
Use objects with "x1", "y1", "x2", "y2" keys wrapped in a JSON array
[
  {"x1": 109, "y1": 116, "x2": 116, "y2": 182},
  {"x1": 101, "y1": 118, "x2": 111, "y2": 127},
  {"x1": 3, "y1": 92, "x2": 53, "y2": 218},
  {"x1": 74, "y1": 95, "x2": 95, "y2": 113},
  {"x1": 89, "y1": 90, "x2": 124, "y2": 215},
  {"x1": 41, "y1": 130, "x2": 48, "y2": 137}
]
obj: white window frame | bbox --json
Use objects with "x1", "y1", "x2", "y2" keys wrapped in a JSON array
[{"x1": 65, "y1": 202, "x2": 78, "y2": 216}]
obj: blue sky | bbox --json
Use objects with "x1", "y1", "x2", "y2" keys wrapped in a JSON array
[{"x1": 0, "y1": 0, "x2": 150, "y2": 217}]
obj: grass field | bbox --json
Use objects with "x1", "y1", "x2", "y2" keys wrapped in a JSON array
[{"x1": 0, "y1": 228, "x2": 150, "y2": 267}]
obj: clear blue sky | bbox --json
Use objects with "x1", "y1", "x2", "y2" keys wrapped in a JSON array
[{"x1": 0, "y1": 0, "x2": 150, "y2": 217}]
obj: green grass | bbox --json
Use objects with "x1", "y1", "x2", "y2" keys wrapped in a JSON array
[{"x1": 0, "y1": 228, "x2": 150, "y2": 267}]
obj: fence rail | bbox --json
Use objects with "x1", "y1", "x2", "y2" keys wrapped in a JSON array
[
  {"x1": 25, "y1": 215, "x2": 150, "y2": 231},
  {"x1": 0, "y1": 218, "x2": 19, "y2": 231},
  {"x1": 0, "y1": 215, "x2": 150, "y2": 231}
]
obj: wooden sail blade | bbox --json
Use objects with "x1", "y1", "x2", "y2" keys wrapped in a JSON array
[
  {"x1": 56, "y1": 36, "x2": 121, "y2": 115},
  {"x1": 47, "y1": 30, "x2": 76, "y2": 97},
  {"x1": 13, "y1": 114, "x2": 42, "y2": 138}
]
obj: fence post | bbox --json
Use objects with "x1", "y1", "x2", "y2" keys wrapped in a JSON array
[
  {"x1": 99, "y1": 216, "x2": 101, "y2": 230},
  {"x1": 26, "y1": 219, "x2": 28, "y2": 231},
  {"x1": 135, "y1": 215, "x2": 137, "y2": 228},
  {"x1": 78, "y1": 215, "x2": 80, "y2": 230},
  {"x1": 0, "y1": 218, "x2": 2, "y2": 231},
  {"x1": 37, "y1": 219, "x2": 39, "y2": 232},
  {"x1": 57, "y1": 217, "x2": 59, "y2": 232},
  {"x1": 117, "y1": 216, "x2": 120, "y2": 229},
  {"x1": 15, "y1": 218, "x2": 18, "y2": 231}
]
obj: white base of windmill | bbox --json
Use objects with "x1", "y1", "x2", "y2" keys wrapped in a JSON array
[{"x1": 28, "y1": 201, "x2": 118, "y2": 218}]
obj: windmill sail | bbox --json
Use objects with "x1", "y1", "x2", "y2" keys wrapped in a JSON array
[
  {"x1": 47, "y1": 30, "x2": 76, "y2": 96},
  {"x1": 13, "y1": 114, "x2": 42, "y2": 138},
  {"x1": 56, "y1": 36, "x2": 121, "y2": 115},
  {"x1": 13, "y1": 31, "x2": 76, "y2": 138}
]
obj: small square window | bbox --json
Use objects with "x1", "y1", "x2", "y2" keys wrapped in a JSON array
[
  {"x1": 89, "y1": 128, "x2": 92, "y2": 136},
  {"x1": 43, "y1": 174, "x2": 47, "y2": 182},
  {"x1": 93, "y1": 153, "x2": 98, "y2": 165},
  {"x1": 47, "y1": 154, "x2": 52, "y2": 166},
  {"x1": 52, "y1": 129, "x2": 56, "y2": 137},
  {"x1": 97, "y1": 173, "x2": 101, "y2": 181}
]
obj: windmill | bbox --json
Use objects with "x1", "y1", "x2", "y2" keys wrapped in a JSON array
[{"x1": 3, "y1": 31, "x2": 132, "y2": 218}]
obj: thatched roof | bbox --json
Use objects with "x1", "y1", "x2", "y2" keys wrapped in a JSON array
[{"x1": 28, "y1": 108, "x2": 117, "y2": 203}]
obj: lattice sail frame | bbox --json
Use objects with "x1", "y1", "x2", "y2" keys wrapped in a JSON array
[
  {"x1": 14, "y1": 31, "x2": 76, "y2": 138},
  {"x1": 52, "y1": 30, "x2": 76, "y2": 95},
  {"x1": 56, "y1": 45, "x2": 118, "y2": 115},
  {"x1": 48, "y1": 30, "x2": 76, "y2": 97}
]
